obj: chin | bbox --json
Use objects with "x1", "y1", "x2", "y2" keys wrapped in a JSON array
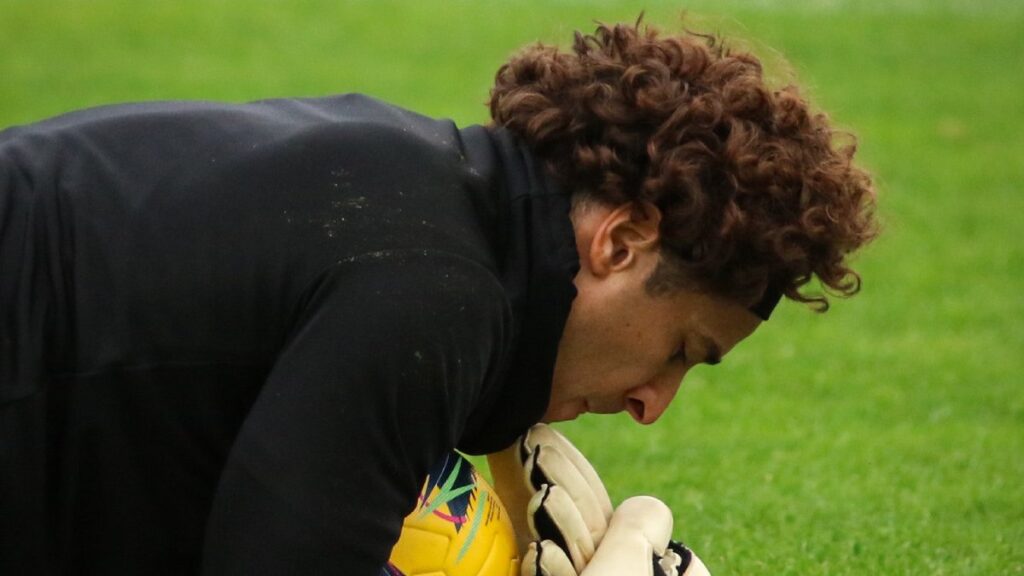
[
  {"x1": 541, "y1": 401, "x2": 587, "y2": 423},
  {"x1": 539, "y1": 411, "x2": 570, "y2": 424}
]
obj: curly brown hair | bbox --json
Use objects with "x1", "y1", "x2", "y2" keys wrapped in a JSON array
[{"x1": 489, "y1": 19, "x2": 878, "y2": 311}]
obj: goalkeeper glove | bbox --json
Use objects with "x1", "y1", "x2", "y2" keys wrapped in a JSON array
[
  {"x1": 524, "y1": 494, "x2": 709, "y2": 576},
  {"x1": 489, "y1": 424, "x2": 710, "y2": 576}
]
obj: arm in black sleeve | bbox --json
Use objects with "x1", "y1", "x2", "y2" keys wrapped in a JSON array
[{"x1": 201, "y1": 250, "x2": 512, "y2": 575}]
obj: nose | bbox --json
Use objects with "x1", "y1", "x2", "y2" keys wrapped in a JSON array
[{"x1": 625, "y1": 369, "x2": 685, "y2": 425}]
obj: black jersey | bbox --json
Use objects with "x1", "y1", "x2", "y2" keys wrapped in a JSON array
[{"x1": 0, "y1": 94, "x2": 579, "y2": 574}]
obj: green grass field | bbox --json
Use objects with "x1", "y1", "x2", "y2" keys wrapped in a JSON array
[{"x1": 2, "y1": 0, "x2": 1021, "y2": 573}]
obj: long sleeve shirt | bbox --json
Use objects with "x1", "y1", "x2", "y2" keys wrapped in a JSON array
[{"x1": 0, "y1": 94, "x2": 579, "y2": 575}]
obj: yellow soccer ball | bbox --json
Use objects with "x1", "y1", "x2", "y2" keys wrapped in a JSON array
[{"x1": 386, "y1": 452, "x2": 520, "y2": 576}]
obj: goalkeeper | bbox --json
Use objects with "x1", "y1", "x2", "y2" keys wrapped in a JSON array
[{"x1": 0, "y1": 19, "x2": 876, "y2": 575}]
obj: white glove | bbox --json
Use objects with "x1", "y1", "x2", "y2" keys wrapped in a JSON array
[
  {"x1": 488, "y1": 424, "x2": 711, "y2": 576},
  {"x1": 520, "y1": 424, "x2": 615, "y2": 571},
  {"x1": 488, "y1": 423, "x2": 613, "y2": 564},
  {"x1": 523, "y1": 495, "x2": 710, "y2": 576}
]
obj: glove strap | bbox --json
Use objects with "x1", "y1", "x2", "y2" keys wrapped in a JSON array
[{"x1": 654, "y1": 540, "x2": 694, "y2": 576}]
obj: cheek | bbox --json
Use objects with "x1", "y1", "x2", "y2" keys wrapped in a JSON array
[
  {"x1": 552, "y1": 305, "x2": 667, "y2": 397},
  {"x1": 552, "y1": 349, "x2": 618, "y2": 403},
  {"x1": 550, "y1": 344, "x2": 598, "y2": 402},
  {"x1": 615, "y1": 327, "x2": 663, "y2": 375},
  {"x1": 587, "y1": 351, "x2": 665, "y2": 399}
]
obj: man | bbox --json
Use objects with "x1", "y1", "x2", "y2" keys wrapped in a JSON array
[{"x1": 0, "y1": 20, "x2": 876, "y2": 575}]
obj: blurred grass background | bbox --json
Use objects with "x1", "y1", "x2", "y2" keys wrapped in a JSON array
[{"x1": 2, "y1": 0, "x2": 1021, "y2": 573}]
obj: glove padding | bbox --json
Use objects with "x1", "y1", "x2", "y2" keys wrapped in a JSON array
[
  {"x1": 488, "y1": 424, "x2": 711, "y2": 576},
  {"x1": 521, "y1": 425, "x2": 614, "y2": 572},
  {"x1": 523, "y1": 496, "x2": 711, "y2": 576},
  {"x1": 488, "y1": 424, "x2": 613, "y2": 566}
]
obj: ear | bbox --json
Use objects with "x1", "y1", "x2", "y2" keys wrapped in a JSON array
[{"x1": 587, "y1": 201, "x2": 662, "y2": 277}]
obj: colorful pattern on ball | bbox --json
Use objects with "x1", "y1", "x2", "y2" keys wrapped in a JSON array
[{"x1": 385, "y1": 452, "x2": 520, "y2": 576}]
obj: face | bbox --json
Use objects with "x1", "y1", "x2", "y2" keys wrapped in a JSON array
[{"x1": 543, "y1": 201, "x2": 763, "y2": 424}]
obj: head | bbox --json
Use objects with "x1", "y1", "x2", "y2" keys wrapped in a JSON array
[{"x1": 489, "y1": 19, "x2": 878, "y2": 423}]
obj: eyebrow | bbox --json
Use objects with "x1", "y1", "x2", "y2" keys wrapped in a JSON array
[{"x1": 701, "y1": 336, "x2": 722, "y2": 366}]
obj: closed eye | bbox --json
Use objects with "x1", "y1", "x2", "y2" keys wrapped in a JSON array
[{"x1": 703, "y1": 339, "x2": 722, "y2": 366}]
